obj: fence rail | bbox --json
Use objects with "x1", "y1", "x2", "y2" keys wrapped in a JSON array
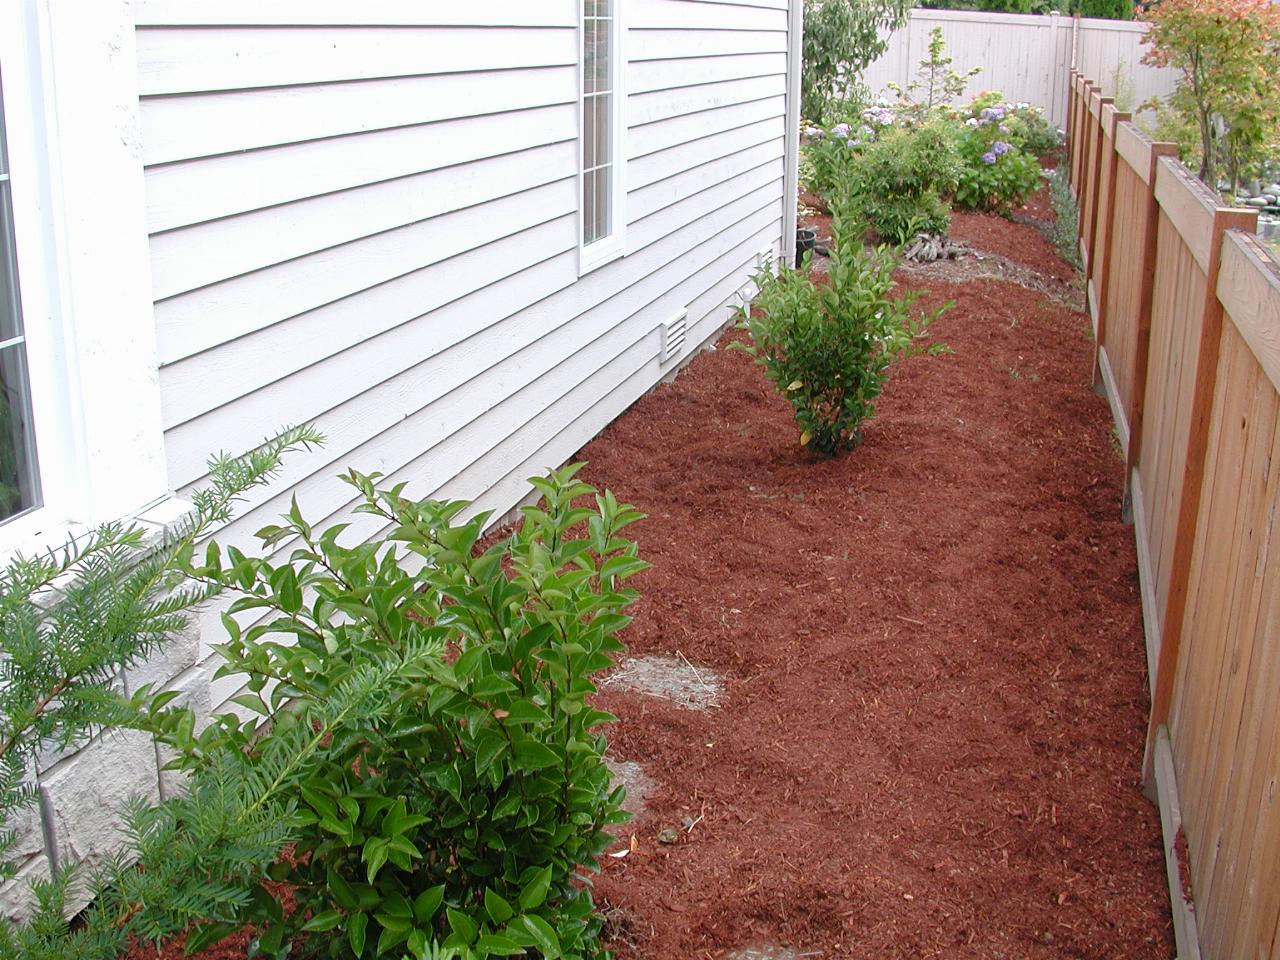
[{"x1": 1069, "y1": 69, "x2": 1280, "y2": 960}]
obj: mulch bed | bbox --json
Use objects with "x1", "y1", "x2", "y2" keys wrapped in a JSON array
[
  {"x1": 579, "y1": 208, "x2": 1171, "y2": 957},
  {"x1": 126, "y1": 172, "x2": 1171, "y2": 960}
]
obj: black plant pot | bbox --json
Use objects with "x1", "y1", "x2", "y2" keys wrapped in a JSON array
[{"x1": 796, "y1": 226, "x2": 818, "y2": 259}]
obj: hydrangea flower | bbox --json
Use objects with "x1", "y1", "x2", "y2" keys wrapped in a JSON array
[
  {"x1": 965, "y1": 117, "x2": 980, "y2": 128},
  {"x1": 833, "y1": 122, "x2": 851, "y2": 138},
  {"x1": 863, "y1": 106, "x2": 896, "y2": 127},
  {"x1": 992, "y1": 140, "x2": 1012, "y2": 156},
  {"x1": 981, "y1": 151, "x2": 997, "y2": 165},
  {"x1": 804, "y1": 125, "x2": 822, "y2": 138},
  {"x1": 979, "y1": 105, "x2": 1007, "y2": 124}
]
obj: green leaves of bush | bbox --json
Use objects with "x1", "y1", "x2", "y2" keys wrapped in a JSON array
[
  {"x1": 847, "y1": 124, "x2": 960, "y2": 244},
  {"x1": 153, "y1": 464, "x2": 644, "y2": 960},
  {"x1": 732, "y1": 203, "x2": 949, "y2": 457}
]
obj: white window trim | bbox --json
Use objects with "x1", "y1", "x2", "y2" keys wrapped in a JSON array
[
  {"x1": 0, "y1": 0, "x2": 169, "y2": 556},
  {"x1": 578, "y1": 1, "x2": 627, "y2": 276}
]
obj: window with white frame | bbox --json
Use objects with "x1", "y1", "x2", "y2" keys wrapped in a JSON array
[
  {"x1": 581, "y1": 0, "x2": 623, "y2": 269},
  {"x1": 0, "y1": 71, "x2": 41, "y2": 524},
  {"x1": 0, "y1": 0, "x2": 171, "y2": 551}
]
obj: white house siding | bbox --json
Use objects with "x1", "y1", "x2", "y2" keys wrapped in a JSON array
[
  {"x1": 153, "y1": 1, "x2": 786, "y2": 775},
  {"x1": 1, "y1": 0, "x2": 793, "y2": 917}
]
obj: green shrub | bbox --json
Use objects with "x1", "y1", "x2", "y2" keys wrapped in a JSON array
[
  {"x1": 1047, "y1": 165, "x2": 1082, "y2": 270},
  {"x1": 801, "y1": 126, "x2": 858, "y2": 200},
  {"x1": 847, "y1": 124, "x2": 960, "y2": 243},
  {"x1": 149, "y1": 464, "x2": 643, "y2": 960},
  {"x1": 733, "y1": 203, "x2": 949, "y2": 456},
  {"x1": 0, "y1": 426, "x2": 324, "y2": 960},
  {"x1": 953, "y1": 108, "x2": 1043, "y2": 211},
  {"x1": 961, "y1": 96, "x2": 1061, "y2": 156}
]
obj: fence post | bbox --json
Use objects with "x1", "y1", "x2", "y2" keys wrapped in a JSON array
[
  {"x1": 1070, "y1": 78, "x2": 1091, "y2": 196},
  {"x1": 1117, "y1": 131, "x2": 1180, "y2": 523},
  {"x1": 1141, "y1": 165, "x2": 1259, "y2": 793},
  {"x1": 1089, "y1": 103, "x2": 1130, "y2": 388},
  {"x1": 1079, "y1": 90, "x2": 1114, "y2": 274},
  {"x1": 1066, "y1": 68, "x2": 1077, "y2": 163}
]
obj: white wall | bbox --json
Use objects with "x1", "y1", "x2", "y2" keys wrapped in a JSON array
[
  {"x1": 137, "y1": 0, "x2": 790, "y2": 745},
  {"x1": 858, "y1": 9, "x2": 1178, "y2": 127},
  {"x1": 0, "y1": 0, "x2": 794, "y2": 920}
]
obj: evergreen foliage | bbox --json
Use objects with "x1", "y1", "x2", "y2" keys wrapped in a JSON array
[{"x1": 0, "y1": 424, "x2": 323, "y2": 958}]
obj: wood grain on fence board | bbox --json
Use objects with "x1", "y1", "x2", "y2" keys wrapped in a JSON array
[
  {"x1": 1143, "y1": 161, "x2": 1257, "y2": 783},
  {"x1": 1089, "y1": 103, "x2": 1128, "y2": 378}
]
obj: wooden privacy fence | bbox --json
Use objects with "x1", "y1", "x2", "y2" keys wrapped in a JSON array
[{"x1": 1068, "y1": 70, "x2": 1280, "y2": 960}]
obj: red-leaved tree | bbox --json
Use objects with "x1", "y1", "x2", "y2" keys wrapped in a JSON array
[{"x1": 1142, "y1": 0, "x2": 1280, "y2": 190}]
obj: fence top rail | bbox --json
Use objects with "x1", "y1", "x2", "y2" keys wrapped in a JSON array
[
  {"x1": 902, "y1": 7, "x2": 1073, "y2": 26},
  {"x1": 1101, "y1": 102, "x2": 1130, "y2": 134},
  {"x1": 1155, "y1": 157, "x2": 1258, "y2": 273},
  {"x1": 1115, "y1": 121, "x2": 1178, "y2": 185},
  {"x1": 1089, "y1": 91, "x2": 1113, "y2": 119},
  {"x1": 1218, "y1": 231, "x2": 1280, "y2": 393},
  {"x1": 1076, "y1": 14, "x2": 1151, "y2": 34}
]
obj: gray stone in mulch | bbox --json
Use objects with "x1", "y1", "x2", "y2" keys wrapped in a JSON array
[{"x1": 600, "y1": 655, "x2": 723, "y2": 710}]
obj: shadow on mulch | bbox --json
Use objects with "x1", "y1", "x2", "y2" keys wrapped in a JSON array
[{"x1": 581, "y1": 217, "x2": 1172, "y2": 958}]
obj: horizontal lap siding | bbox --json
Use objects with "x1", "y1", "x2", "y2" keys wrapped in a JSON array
[{"x1": 140, "y1": 0, "x2": 788, "y2": 710}]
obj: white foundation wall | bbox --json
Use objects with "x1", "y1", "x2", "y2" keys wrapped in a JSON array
[{"x1": 2, "y1": 0, "x2": 793, "y2": 917}]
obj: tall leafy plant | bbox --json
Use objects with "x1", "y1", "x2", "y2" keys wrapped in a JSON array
[
  {"x1": 802, "y1": 0, "x2": 914, "y2": 124},
  {"x1": 733, "y1": 199, "x2": 948, "y2": 456},
  {"x1": 889, "y1": 27, "x2": 980, "y2": 121},
  {"x1": 145, "y1": 463, "x2": 645, "y2": 960}
]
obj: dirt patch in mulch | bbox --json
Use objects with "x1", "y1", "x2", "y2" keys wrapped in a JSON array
[
  {"x1": 948, "y1": 208, "x2": 1076, "y2": 282},
  {"x1": 896, "y1": 254, "x2": 1083, "y2": 312},
  {"x1": 579, "y1": 270, "x2": 1170, "y2": 957}
]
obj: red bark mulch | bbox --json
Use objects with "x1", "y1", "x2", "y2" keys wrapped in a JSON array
[
  {"x1": 949, "y1": 200, "x2": 1075, "y2": 281},
  {"x1": 126, "y1": 181, "x2": 1169, "y2": 960},
  {"x1": 581, "y1": 272, "x2": 1170, "y2": 958}
]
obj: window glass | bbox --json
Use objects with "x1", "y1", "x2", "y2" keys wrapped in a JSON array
[
  {"x1": 0, "y1": 70, "x2": 41, "y2": 522},
  {"x1": 583, "y1": 0, "x2": 614, "y2": 246}
]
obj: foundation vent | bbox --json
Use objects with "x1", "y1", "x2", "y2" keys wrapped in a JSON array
[{"x1": 660, "y1": 310, "x2": 688, "y2": 365}]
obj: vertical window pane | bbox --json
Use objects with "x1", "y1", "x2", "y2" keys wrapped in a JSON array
[
  {"x1": 582, "y1": 1, "x2": 614, "y2": 249},
  {"x1": 0, "y1": 71, "x2": 40, "y2": 522},
  {"x1": 0, "y1": 344, "x2": 38, "y2": 521},
  {"x1": 584, "y1": 93, "x2": 611, "y2": 172},
  {"x1": 584, "y1": 18, "x2": 609, "y2": 95},
  {"x1": 594, "y1": 166, "x2": 610, "y2": 240}
]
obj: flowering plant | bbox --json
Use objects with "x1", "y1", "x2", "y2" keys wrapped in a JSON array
[
  {"x1": 954, "y1": 121, "x2": 1041, "y2": 211},
  {"x1": 801, "y1": 118, "x2": 876, "y2": 199}
]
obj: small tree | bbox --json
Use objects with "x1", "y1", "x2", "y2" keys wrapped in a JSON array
[
  {"x1": 891, "y1": 27, "x2": 981, "y2": 120},
  {"x1": 1142, "y1": 0, "x2": 1280, "y2": 190},
  {"x1": 802, "y1": 0, "x2": 914, "y2": 124},
  {"x1": 732, "y1": 197, "x2": 949, "y2": 456}
]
